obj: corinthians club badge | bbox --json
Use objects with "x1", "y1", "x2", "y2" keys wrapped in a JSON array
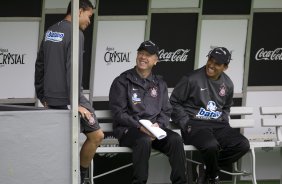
[
  {"x1": 219, "y1": 83, "x2": 226, "y2": 97},
  {"x1": 149, "y1": 87, "x2": 158, "y2": 97}
]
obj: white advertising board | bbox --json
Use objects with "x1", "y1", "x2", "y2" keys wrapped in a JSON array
[
  {"x1": 92, "y1": 20, "x2": 146, "y2": 98},
  {"x1": 151, "y1": 0, "x2": 199, "y2": 8},
  {"x1": 0, "y1": 21, "x2": 39, "y2": 99}
]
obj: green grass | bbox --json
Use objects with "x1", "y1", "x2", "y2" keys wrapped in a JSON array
[{"x1": 221, "y1": 181, "x2": 280, "y2": 184}]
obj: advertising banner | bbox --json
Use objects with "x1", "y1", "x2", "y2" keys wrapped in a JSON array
[
  {"x1": 150, "y1": 13, "x2": 198, "y2": 88},
  {"x1": 248, "y1": 12, "x2": 282, "y2": 86},
  {"x1": 0, "y1": 21, "x2": 39, "y2": 99},
  {"x1": 92, "y1": 20, "x2": 146, "y2": 98}
]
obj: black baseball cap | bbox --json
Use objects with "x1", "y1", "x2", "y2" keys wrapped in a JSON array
[
  {"x1": 208, "y1": 47, "x2": 231, "y2": 65},
  {"x1": 137, "y1": 40, "x2": 159, "y2": 56}
]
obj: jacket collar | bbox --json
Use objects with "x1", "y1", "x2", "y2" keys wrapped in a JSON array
[{"x1": 125, "y1": 67, "x2": 158, "y2": 86}]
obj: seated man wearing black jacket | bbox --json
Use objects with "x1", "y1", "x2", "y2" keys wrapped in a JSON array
[
  {"x1": 170, "y1": 47, "x2": 250, "y2": 184},
  {"x1": 109, "y1": 40, "x2": 187, "y2": 184}
]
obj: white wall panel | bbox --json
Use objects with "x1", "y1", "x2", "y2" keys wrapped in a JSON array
[
  {"x1": 0, "y1": 22, "x2": 39, "y2": 99},
  {"x1": 254, "y1": 0, "x2": 282, "y2": 8},
  {"x1": 92, "y1": 20, "x2": 146, "y2": 98},
  {"x1": 0, "y1": 110, "x2": 72, "y2": 184},
  {"x1": 45, "y1": 0, "x2": 69, "y2": 9},
  {"x1": 151, "y1": 0, "x2": 199, "y2": 8}
]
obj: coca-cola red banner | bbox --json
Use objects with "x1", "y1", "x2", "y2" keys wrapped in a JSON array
[
  {"x1": 150, "y1": 13, "x2": 198, "y2": 88},
  {"x1": 248, "y1": 12, "x2": 282, "y2": 86}
]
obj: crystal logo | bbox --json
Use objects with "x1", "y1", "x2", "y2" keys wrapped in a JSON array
[
  {"x1": 104, "y1": 47, "x2": 131, "y2": 65},
  {"x1": 0, "y1": 48, "x2": 26, "y2": 68},
  {"x1": 196, "y1": 101, "x2": 222, "y2": 120}
]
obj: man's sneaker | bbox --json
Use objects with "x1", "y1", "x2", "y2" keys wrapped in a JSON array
[
  {"x1": 80, "y1": 171, "x2": 90, "y2": 184},
  {"x1": 80, "y1": 167, "x2": 89, "y2": 184},
  {"x1": 208, "y1": 176, "x2": 220, "y2": 184},
  {"x1": 196, "y1": 164, "x2": 208, "y2": 184}
]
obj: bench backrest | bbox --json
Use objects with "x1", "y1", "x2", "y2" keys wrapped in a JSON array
[
  {"x1": 96, "y1": 106, "x2": 254, "y2": 133},
  {"x1": 260, "y1": 106, "x2": 282, "y2": 143}
]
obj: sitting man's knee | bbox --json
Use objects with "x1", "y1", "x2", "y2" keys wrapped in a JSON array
[
  {"x1": 136, "y1": 136, "x2": 152, "y2": 147},
  {"x1": 168, "y1": 133, "x2": 183, "y2": 144},
  {"x1": 86, "y1": 129, "x2": 104, "y2": 144},
  {"x1": 204, "y1": 141, "x2": 219, "y2": 153},
  {"x1": 96, "y1": 129, "x2": 104, "y2": 143}
]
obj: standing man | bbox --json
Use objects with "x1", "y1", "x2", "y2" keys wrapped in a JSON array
[
  {"x1": 34, "y1": 1, "x2": 104, "y2": 183},
  {"x1": 109, "y1": 40, "x2": 187, "y2": 184},
  {"x1": 170, "y1": 47, "x2": 250, "y2": 184}
]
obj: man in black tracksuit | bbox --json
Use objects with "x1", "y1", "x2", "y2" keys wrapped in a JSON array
[
  {"x1": 34, "y1": 1, "x2": 104, "y2": 183},
  {"x1": 170, "y1": 47, "x2": 250, "y2": 184},
  {"x1": 109, "y1": 40, "x2": 187, "y2": 184}
]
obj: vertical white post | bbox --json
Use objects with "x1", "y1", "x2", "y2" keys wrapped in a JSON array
[
  {"x1": 280, "y1": 147, "x2": 282, "y2": 184},
  {"x1": 71, "y1": 0, "x2": 80, "y2": 184}
]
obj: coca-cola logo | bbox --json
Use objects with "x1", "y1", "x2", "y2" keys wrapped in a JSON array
[
  {"x1": 255, "y1": 48, "x2": 282, "y2": 61},
  {"x1": 104, "y1": 47, "x2": 131, "y2": 65},
  {"x1": 158, "y1": 49, "x2": 190, "y2": 62}
]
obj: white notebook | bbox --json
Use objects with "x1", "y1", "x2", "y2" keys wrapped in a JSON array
[{"x1": 139, "y1": 119, "x2": 167, "y2": 140}]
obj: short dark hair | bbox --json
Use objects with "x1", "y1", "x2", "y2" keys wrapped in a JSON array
[{"x1": 66, "y1": 0, "x2": 95, "y2": 15}]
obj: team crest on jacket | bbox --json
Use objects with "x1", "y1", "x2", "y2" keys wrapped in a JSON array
[
  {"x1": 132, "y1": 93, "x2": 141, "y2": 104},
  {"x1": 219, "y1": 83, "x2": 226, "y2": 97},
  {"x1": 149, "y1": 87, "x2": 158, "y2": 97}
]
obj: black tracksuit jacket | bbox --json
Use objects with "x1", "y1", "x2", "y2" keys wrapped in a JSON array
[
  {"x1": 109, "y1": 68, "x2": 172, "y2": 140},
  {"x1": 170, "y1": 66, "x2": 234, "y2": 131}
]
